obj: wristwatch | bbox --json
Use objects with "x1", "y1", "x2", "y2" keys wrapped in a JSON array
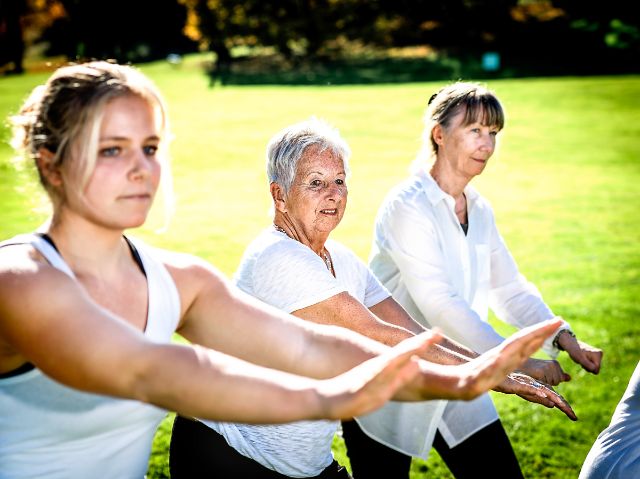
[{"x1": 552, "y1": 329, "x2": 576, "y2": 351}]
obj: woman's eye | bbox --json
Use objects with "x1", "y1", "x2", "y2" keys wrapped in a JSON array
[
  {"x1": 310, "y1": 179, "x2": 323, "y2": 187},
  {"x1": 490, "y1": 131, "x2": 498, "y2": 137},
  {"x1": 100, "y1": 146, "x2": 121, "y2": 157},
  {"x1": 144, "y1": 145, "x2": 158, "y2": 156},
  {"x1": 336, "y1": 178, "x2": 344, "y2": 185}
]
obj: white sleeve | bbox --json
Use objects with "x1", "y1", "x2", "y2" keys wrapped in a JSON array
[
  {"x1": 486, "y1": 213, "x2": 569, "y2": 357},
  {"x1": 361, "y1": 257, "x2": 391, "y2": 308},
  {"x1": 380, "y1": 200, "x2": 506, "y2": 353},
  {"x1": 251, "y1": 241, "x2": 346, "y2": 313}
]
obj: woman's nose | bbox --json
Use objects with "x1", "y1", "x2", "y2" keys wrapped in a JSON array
[
  {"x1": 326, "y1": 183, "x2": 345, "y2": 199},
  {"x1": 129, "y1": 150, "x2": 152, "y2": 180},
  {"x1": 480, "y1": 133, "x2": 495, "y2": 152}
]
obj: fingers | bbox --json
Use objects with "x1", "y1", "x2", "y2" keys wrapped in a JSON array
[
  {"x1": 564, "y1": 339, "x2": 603, "y2": 375},
  {"x1": 521, "y1": 358, "x2": 571, "y2": 386},
  {"x1": 371, "y1": 331, "x2": 443, "y2": 390},
  {"x1": 504, "y1": 318, "x2": 563, "y2": 359},
  {"x1": 494, "y1": 319, "x2": 563, "y2": 374},
  {"x1": 393, "y1": 329, "x2": 443, "y2": 357},
  {"x1": 538, "y1": 383, "x2": 578, "y2": 421},
  {"x1": 361, "y1": 331, "x2": 442, "y2": 394},
  {"x1": 568, "y1": 346, "x2": 602, "y2": 375},
  {"x1": 545, "y1": 361, "x2": 571, "y2": 386},
  {"x1": 376, "y1": 352, "x2": 421, "y2": 399},
  {"x1": 580, "y1": 349, "x2": 603, "y2": 375},
  {"x1": 330, "y1": 342, "x2": 424, "y2": 420},
  {"x1": 581, "y1": 358, "x2": 599, "y2": 374},
  {"x1": 456, "y1": 319, "x2": 562, "y2": 400},
  {"x1": 512, "y1": 376, "x2": 578, "y2": 421}
]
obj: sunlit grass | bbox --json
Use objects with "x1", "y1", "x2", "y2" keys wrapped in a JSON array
[{"x1": 1, "y1": 57, "x2": 638, "y2": 479}]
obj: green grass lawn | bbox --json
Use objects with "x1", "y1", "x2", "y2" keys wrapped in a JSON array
[{"x1": 1, "y1": 56, "x2": 638, "y2": 479}]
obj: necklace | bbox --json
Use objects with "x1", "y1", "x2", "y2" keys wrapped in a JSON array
[
  {"x1": 322, "y1": 250, "x2": 333, "y2": 273},
  {"x1": 273, "y1": 224, "x2": 333, "y2": 273},
  {"x1": 273, "y1": 224, "x2": 288, "y2": 236}
]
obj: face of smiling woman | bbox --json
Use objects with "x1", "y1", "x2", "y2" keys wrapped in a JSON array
[{"x1": 283, "y1": 145, "x2": 348, "y2": 246}]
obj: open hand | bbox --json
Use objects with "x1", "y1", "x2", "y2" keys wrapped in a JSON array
[
  {"x1": 495, "y1": 372, "x2": 577, "y2": 421},
  {"x1": 426, "y1": 318, "x2": 564, "y2": 401},
  {"x1": 318, "y1": 330, "x2": 441, "y2": 419}
]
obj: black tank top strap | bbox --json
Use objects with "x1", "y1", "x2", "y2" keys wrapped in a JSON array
[
  {"x1": 123, "y1": 236, "x2": 146, "y2": 277},
  {"x1": 37, "y1": 232, "x2": 59, "y2": 252},
  {"x1": 0, "y1": 361, "x2": 35, "y2": 379},
  {"x1": 36, "y1": 233, "x2": 146, "y2": 277}
]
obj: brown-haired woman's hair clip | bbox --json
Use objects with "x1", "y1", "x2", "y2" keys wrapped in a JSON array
[{"x1": 428, "y1": 87, "x2": 445, "y2": 106}]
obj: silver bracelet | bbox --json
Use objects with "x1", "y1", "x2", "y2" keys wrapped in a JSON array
[{"x1": 552, "y1": 329, "x2": 576, "y2": 351}]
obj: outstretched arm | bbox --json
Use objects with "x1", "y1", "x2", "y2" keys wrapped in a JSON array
[
  {"x1": 171, "y1": 252, "x2": 563, "y2": 401},
  {"x1": 0, "y1": 248, "x2": 430, "y2": 423},
  {"x1": 403, "y1": 318, "x2": 564, "y2": 401},
  {"x1": 369, "y1": 296, "x2": 576, "y2": 417}
]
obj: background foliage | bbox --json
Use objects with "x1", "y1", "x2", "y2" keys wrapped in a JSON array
[{"x1": 2, "y1": 0, "x2": 639, "y2": 78}]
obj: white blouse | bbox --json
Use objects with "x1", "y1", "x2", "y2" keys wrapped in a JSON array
[{"x1": 369, "y1": 169, "x2": 570, "y2": 446}]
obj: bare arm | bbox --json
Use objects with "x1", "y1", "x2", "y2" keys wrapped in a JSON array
[
  {"x1": 369, "y1": 296, "x2": 479, "y2": 363},
  {"x1": 164, "y1": 251, "x2": 566, "y2": 403},
  {"x1": 291, "y1": 292, "x2": 474, "y2": 366},
  {"x1": 371, "y1": 297, "x2": 576, "y2": 418},
  {"x1": 171, "y1": 254, "x2": 397, "y2": 379},
  {"x1": 0, "y1": 248, "x2": 430, "y2": 423}
]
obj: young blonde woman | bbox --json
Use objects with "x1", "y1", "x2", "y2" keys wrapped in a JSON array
[{"x1": 0, "y1": 62, "x2": 562, "y2": 479}]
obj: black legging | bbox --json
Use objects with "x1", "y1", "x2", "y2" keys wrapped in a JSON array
[
  {"x1": 170, "y1": 415, "x2": 353, "y2": 479},
  {"x1": 341, "y1": 418, "x2": 524, "y2": 479}
]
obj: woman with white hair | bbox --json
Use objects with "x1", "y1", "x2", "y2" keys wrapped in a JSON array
[{"x1": 169, "y1": 117, "x2": 573, "y2": 478}]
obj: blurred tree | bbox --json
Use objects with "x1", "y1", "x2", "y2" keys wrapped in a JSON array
[
  {"x1": 555, "y1": 0, "x2": 639, "y2": 52},
  {"x1": 41, "y1": 0, "x2": 197, "y2": 62},
  {"x1": 0, "y1": 0, "x2": 28, "y2": 74},
  {"x1": 10, "y1": 0, "x2": 638, "y2": 75},
  {"x1": 180, "y1": 0, "x2": 381, "y2": 61},
  {"x1": 496, "y1": 0, "x2": 639, "y2": 75}
]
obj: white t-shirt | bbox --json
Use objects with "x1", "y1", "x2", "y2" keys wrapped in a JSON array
[
  {"x1": 370, "y1": 169, "x2": 570, "y2": 447},
  {"x1": 204, "y1": 227, "x2": 432, "y2": 477},
  {"x1": 0, "y1": 234, "x2": 181, "y2": 479}
]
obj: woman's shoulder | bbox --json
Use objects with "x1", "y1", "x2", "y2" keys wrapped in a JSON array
[
  {"x1": 233, "y1": 229, "x2": 319, "y2": 289},
  {"x1": 325, "y1": 238, "x2": 358, "y2": 261},
  {"x1": 381, "y1": 175, "x2": 424, "y2": 205},
  {"x1": 250, "y1": 230, "x2": 314, "y2": 264},
  {"x1": 0, "y1": 234, "x2": 53, "y2": 273}
]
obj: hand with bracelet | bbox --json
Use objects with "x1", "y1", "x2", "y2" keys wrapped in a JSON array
[
  {"x1": 553, "y1": 328, "x2": 603, "y2": 375},
  {"x1": 515, "y1": 322, "x2": 602, "y2": 386}
]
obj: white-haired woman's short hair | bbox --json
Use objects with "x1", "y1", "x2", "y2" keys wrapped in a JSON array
[{"x1": 266, "y1": 117, "x2": 351, "y2": 194}]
